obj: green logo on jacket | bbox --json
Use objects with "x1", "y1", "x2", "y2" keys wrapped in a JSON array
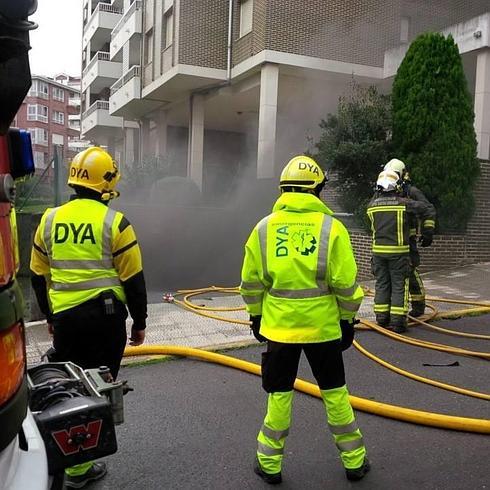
[
  {"x1": 292, "y1": 230, "x2": 317, "y2": 256},
  {"x1": 275, "y1": 225, "x2": 317, "y2": 257}
]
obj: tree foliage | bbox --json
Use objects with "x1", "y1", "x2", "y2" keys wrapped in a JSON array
[
  {"x1": 315, "y1": 83, "x2": 392, "y2": 225},
  {"x1": 392, "y1": 33, "x2": 479, "y2": 231}
]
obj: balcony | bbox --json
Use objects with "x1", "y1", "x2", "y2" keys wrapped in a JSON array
[
  {"x1": 109, "y1": 65, "x2": 159, "y2": 118},
  {"x1": 82, "y1": 2, "x2": 123, "y2": 52},
  {"x1": 28, "y1": 90, "x2": 49, "y2": 100},
  {"x1": 82, "y1": 51, "x2": 122, "y2": 92},
  {"x1": 68, "y1": 97, "x2": 81, "y2": 107},
  {"x1": 81, "y1": 100, "x2": 123, "y2": 138},
  {"x1": 81, "y1": 100, "x2": 138, "y2": 140},
  {"x1": 110, "y1": 0, "x2": 142, "y2": 60}
]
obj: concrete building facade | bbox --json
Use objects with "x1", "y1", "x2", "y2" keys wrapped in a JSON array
[
  {"x1": 77, "y1": 0, "x2": 490, "y2": 286},
  {"x1": 81, "y1": 1, "x2": 490, "y2": 190},
  {"x1": 14, "y1": 75, "x2": 82, "y2": 169}
]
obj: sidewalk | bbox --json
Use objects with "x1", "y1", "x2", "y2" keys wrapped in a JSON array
[{"x1": 25, "y1": 262, "x2": 490, "y2": 365}]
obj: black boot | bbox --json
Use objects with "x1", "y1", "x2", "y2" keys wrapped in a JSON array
[
  {"x1": 375, "y1": 313, "x2": 390, "y2": 328},
  {"x1": 345, "y1": 457, "x2": 371, "y2": 481},
  {"x1": 409, "y1": 302, "x2": 425, "y2": 318},
  {"x1": 65, "y1": 462, "x2": 107, "y2": 488},
  {"x1": 254, "y1": 458, "x2": 282, "y2": 484}
]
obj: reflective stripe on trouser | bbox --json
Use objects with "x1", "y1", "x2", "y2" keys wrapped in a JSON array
[
  {"x1": 320, "y1": 385, "x2": 366, "y2": 469},
  {"x1": 409, "y1": 267, "x2": 425, "y2": 304},
  {"x1": 65, "y1": 462, "x2": 93, "y2": 476},
  {"x1": 257, "y1": 391, "x2": 293, "y2": 474}
]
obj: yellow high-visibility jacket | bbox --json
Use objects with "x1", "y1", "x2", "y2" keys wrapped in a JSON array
[
  {"x1": 240, "y1": 192, "x2": 364, "y2": 343},
  {"x1": 30, "y1": 198, "x2": 143, "y2": 314}
]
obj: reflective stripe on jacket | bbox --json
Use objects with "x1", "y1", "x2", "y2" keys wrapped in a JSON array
[
  {"x1": 36, "y1": 199, "x2": 125, "y2": 313},
  {"x1": 240, "y1": 192, "x2": 363, "y2": 343},
  {"x1": 367, "y1": 193, "x2": 433, "y2": 256}
]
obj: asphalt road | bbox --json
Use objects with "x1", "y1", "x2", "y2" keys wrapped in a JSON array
[{"x1": 93, "y1": 315, "x2": 490, "y2": 490}]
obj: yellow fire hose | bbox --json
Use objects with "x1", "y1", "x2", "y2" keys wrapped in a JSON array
[
  {"x1": 123, "y1": 286, "x2": 490, "y2": 434},
  {"x1": 124, "y1": 345, "x2": 490, "y2": 434}
]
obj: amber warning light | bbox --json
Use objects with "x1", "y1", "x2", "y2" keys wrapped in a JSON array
[{"x1": 0, "y1": 322, "x2": 25, "y2": 406}]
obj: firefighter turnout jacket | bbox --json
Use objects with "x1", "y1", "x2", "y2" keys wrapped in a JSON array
[
  {"x1": 30, "y1": 197, "x2": 147, "y2": 327},
  {"x1": 367, "y1": 192, "x2": 434, "y2": 255},
  {"x1": 240, "y1": 192, "x2": 364, "y2": 343}
]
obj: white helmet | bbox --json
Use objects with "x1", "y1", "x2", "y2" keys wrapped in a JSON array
[
  {"x1": 376, "y1": 170, "x2": 400, "y2": 192},
  {"x1": 384, "y1": 158, "x2": 406, "y2": 177}
]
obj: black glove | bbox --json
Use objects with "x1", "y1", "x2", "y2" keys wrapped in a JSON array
[
  {"x1": 250, "y1": 315, "x2": 267, "y2": 343},
  {"x1": 340, "y1": 319, "x2": 358, "y2": 351},
  {"x1": 419, "y1": 232, "x2": 433, "y2": 248}
]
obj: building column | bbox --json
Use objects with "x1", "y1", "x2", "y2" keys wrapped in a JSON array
[
  {"x1": 141, "y1": 118, "x2": 151, "y2": 160},
  {"x1": 155, "y1": 109, "x2": 168, "y2": 158},
  {"x1": 125, "y1": 127, "x2": 136, "y2": 166},
  {"x1": 187, "y1": 94, "x2": 204, "y2": 191},
  {"x1": 257, "y1": 63, "x2": 279, "y2": 178},
  {"x1": 474, "y1": 48, "x2": 490, "y2": 160}
]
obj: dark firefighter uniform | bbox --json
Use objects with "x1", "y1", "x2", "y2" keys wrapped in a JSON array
[
  {"x1": 405, "y1": 184, "x2": 436, "y2": 316},
  {"x1": 384, "y1": 159, "x2": 436, "y2": 317},
  {"x1": 367, "y1": 170, "x2": 433, "y2": 332},
  {"x1": 240, "y1": 156, "x2": 369, "y2": 484},
  {"x1": 30, "y1": 146, "x2": 147, "y2": 487}
]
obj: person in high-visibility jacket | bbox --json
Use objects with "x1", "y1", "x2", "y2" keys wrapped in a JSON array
[
  {"x1": 384, "y1": 159, "x2": 436, "y2": 317},
  {"x1": 30, "y1": 146, "x2": 147, "y2": 489},
  {"x1": 240, "y1": 155, "x2": 369, "y2": 485},
  {"x1": 367, "y1": 169, "x2": 434, "y2": 332}
]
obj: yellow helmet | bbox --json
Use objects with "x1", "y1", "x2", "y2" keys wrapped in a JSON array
[
  {"x1": 68, "y1": 146, "x2": 120, "y2": 200},
  {"x1": 279, "y1": 155, "x2": 326, "y2": 190},
  {"x1": 384, "y1": 158, "x2": 406, "y2": 177}
]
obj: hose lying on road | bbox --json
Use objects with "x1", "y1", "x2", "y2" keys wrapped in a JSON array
[{"x1": 124, "y1": 345, "x2": 490, "y2": 435}]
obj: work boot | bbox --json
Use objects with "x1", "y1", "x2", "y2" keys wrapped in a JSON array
[
  {"x1": 409, "y1": 303, "x2": 425, "y2": 318},
  {"x1": 254, "y1": 458, "x2": 282, "y2": 485},
  {"x1": 65, "y1": 462, "x2": 107, "y2": 488},
  {"x1": 375, "y1": 314, "x2": 390, "y2": 328},
  {"x1": 345, "y1": 457, "x2": 371, "y2": 481},
  {"x1": 391, "y1": 315, "x2": 407, "y2": 333}
]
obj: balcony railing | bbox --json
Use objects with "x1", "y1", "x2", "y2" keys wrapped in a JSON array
[
  {"x1": 111, "y1": 0, "x2": 142, "y2": 39},
  {"x1": 28, "y1": 90, "x2": 49, "y2": 100},
  {"x1": 110, "y1": 65, "x2": 140, "y2": 95},
  {"x1": 83, "y1": 100, "x2": 110, "y2": 119},
  {"x1": 27, "y1": 114, "x2": 48, "y2": 123},
  {"x1": 88, "y1": 1, "x2": 122, "y2": 21},
  {"x1": 82, "y1": 51, "x2": 111, "y2": 76}
]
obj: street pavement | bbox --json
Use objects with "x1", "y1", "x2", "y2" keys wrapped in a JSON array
[{"x1": 23, "y1": 262, "x2": 490, "y2": 489}]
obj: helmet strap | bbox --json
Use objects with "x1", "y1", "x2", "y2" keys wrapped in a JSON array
[{"x1": 101, "y1": 190, "x2": 120, "y2": 201}]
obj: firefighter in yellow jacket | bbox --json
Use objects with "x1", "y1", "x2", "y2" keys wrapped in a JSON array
[
  {"x1": 30, "y1": 147, "x2": 147, "y2": 488},
  {"x1": 240, "y1": 156, "x2": 369, "y2": 485}
]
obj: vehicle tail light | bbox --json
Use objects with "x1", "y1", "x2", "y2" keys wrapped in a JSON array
[{"x1": 0, "y1": 321, "x2": 25, "y2": 406}]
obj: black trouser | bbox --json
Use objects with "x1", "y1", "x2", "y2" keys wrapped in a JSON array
[
  {"x1": 409, "y1": 249, "x2": 425, "y2": 310},
  {"x1": 52, "y1": 294, "x2": 128, "y2": 379},
  {"x1": 261, "y1": 339, "x2": 345, "y2": 393},
  {"x1": 372, "y1": 254, "x2": 410, "y2": 327}
]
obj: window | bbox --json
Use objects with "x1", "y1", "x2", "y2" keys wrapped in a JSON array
[
  {"x1": 29, "y1": 80, "x2": 49, "y2": 99},
  {"x1": 53, "y1": 111, "x2": 65, "y2": 125},
  {"x1": 52, "y1": 87, "x2": 65, "y2": 102},
  {"x1": 400, "y1": 17, "x2": 410, "y2": 43},
  {"x1": 27, "y1": 104, "x2": 48, "y2": 122},
  {"x1": 28, "y1": 128, "x2": 48, "y2": 146},
  {"x1": 239, "y1": 0, "x2": 253, "y2": 38},
  {"x1": 164, "y1": 10, "x2": 173, "y2": 48},
  {"x1": 145, "y1": 29, "x2": 154, "y2": 64},
  {"x1": 33, "y1": 151, "x2": 45, "y2": 168}
]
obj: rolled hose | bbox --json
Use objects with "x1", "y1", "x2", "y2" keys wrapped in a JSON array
[{"x1": 124, "y1": 345, "x2": 490, "y2": 435}]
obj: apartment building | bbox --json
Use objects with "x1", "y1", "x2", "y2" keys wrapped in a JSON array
[
  {"x1": 82, "y1": 0, "x2": 490, "y2": 197},
  {"x1": 14, "y1": 75, "x2": 82, "y2": 169}
]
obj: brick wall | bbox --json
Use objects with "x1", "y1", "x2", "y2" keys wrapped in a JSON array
[
  {"x1": 402, "y1": 0, "x2": 490, "y2": 41},
  {"x1": 347, "y1": 161, "x2": 490, "y2": 279},
  {"x1": 179, "y1": 0, "x2": 228, "y2": 69},
  {"x1": 265, "y1": 0, "x2": 400, "y2": 67}
]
